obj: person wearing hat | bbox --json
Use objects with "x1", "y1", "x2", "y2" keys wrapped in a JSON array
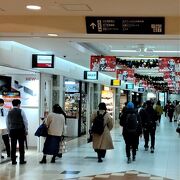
[
  {"x1": 90, "y1": 102, "x2": 114, "y2": 163},
  {"x1": 120, "y1": 101, "x2": 141, "y2": 163}
]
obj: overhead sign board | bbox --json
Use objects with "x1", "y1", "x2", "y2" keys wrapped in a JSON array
[
  {"x1": 111, "y1": 79, "x2": 121, "y2": 86},
  {"x1": 86, "y1": 16, "x2": 165, "y2": 34},
  {"x1": 84, "y1": 71, "x2": 98, "y2": 80},
  {"x1": 32, "y1": 54, "x2": 54, "y2": 68}
]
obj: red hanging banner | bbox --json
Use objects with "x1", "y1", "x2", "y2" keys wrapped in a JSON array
[
  {"x1": 159, "y1": 57, "x2": 179, "y2": 72},
  {"x1": 116, "y1": 68, "x2": 134, "y2": 81},
  {"x1": 90, "y1": 56, "x2": 116, "y2": 72}
]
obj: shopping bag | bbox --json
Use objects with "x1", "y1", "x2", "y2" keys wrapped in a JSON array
[
  {"x1": 34, "y1": 123, "x2": 48, "y2": 137},
  {"x1": 59, "y1": 136, "x2": 67, "y2": 153}
]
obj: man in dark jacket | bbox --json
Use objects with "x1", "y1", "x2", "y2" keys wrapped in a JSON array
[
  {"x1": 6, "y1": 99, "x2": 28, "y2": 165},
  {"x1": 141, "y1": 100, "x2": 158, "y2": 153},
  {"x1": 120, "y1": 102, "x2": 141, "y2": 163}
]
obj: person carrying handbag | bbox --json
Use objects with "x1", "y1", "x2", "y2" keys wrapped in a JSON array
[{"x1": 39, "y1": 104, "x2": 65, "y2": 164}]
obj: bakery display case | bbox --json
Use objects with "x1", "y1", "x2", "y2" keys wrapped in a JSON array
[{"x1": 101, "y1": 87, "x2": 114, "y2": 118}]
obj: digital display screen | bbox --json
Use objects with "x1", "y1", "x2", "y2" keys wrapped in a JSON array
[
  {"x1": 32, "y1": 54, "x2": 54, "y2": 68},
  {"x1": 138, "y1": 87, "x2": 145, "y2": 92},
  {"x1": 111, "y1": 79, "x2": 121, "y2": 86},
  {"x1": 126, "y1": 83, "x2": 134, "y2": 90},
  {"x1": 84, "y1": 71, "x2": 98, "y2": 80},
  {"x1": 2, "y1": 91, "x2": 20, "y2": 98},
  {"x1": 65, "y1": 81, "x2": 80, "y2": 93}
]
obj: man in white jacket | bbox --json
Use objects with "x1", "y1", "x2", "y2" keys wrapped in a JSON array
[{"x1": 0, "y1": 98, "x2": 10, "y2": 159}]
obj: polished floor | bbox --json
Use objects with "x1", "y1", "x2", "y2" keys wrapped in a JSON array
[{"x1": 0, "y1": 114, "x2": 180, "y2": 180}]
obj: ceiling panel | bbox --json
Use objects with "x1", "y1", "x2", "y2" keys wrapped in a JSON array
[{"x1": 0, "y1": 0, "x2": 179, "y2": 16}]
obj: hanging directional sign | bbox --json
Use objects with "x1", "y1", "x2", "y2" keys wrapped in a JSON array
[{"x1": 85, "y1": 16, "x2": 165, "y2": 34}]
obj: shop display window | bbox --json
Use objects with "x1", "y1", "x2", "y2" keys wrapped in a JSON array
[{"x1": 101, "y1": 88, "x2": 114, "y2": 117}]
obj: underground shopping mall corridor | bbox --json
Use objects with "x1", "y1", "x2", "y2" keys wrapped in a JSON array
[{"x1": 0, "y1": 114, "x2": 179, "y2": 180}]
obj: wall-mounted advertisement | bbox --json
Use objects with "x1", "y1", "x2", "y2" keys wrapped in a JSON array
[
  {"x1": 0, "y1": 75, "x2": 11, "y2": 94},
  {"x1": 159, "y1": 57, "x2": 180, "y2": 72},
  {"x1": 90, "y1": 56, "x2": 116, "y2": 72},
  {"x1": 116, "y1": 68, "x2": 134, "y2": 81},
  {"x1": 2, "y1": 91, "x2": 20, "y2": 108},
  {"x1": 11, "y1": 74, "x2": 40, "y2": 107}
]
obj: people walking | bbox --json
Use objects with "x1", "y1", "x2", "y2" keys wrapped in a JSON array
[
  {"x1": 154, "y1": 100, "x2": 163, "y2": 123},
  {"x1": 39, "y1": 104, "x2": 65, "y2": 164},
  {"x1": 120, "y1": 102, "x2": 141, "y2": 163},
  {"x1": 6, "y1": 99, "x2": 28, "y2": 165},
  {"x1": 168, "y1": 103, "x2": 175, "y2": 122},
  {"x1": 90, "y1": 102, "x2": 114, "y2": 163},
  {"x1": 0, "y1": 98, "x2": 10, "y2": 158},
  {"x1": 141, "y1": 100, "x2": 158, "y2": 153}
]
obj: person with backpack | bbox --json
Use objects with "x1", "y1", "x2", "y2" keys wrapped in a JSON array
[
  {"x1": 120, "y1": 102, "x2": 141, "y2": 163},
  {"x1": 141, "y1": 100, "x2": 158, "y2": 153},
  {"x1": 90, "y1": 102, "x2": 114, "y2": 163}
]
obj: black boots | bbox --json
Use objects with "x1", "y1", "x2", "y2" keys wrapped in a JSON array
[
  {"x1": 39, "y1": 155, "x2": 46, "y2": 164},
  {"x1": 51, "y1": 156, "x2": 56, "y2": 163}
]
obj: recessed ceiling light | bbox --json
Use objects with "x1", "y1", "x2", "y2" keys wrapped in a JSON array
[
  {"x1": 48, "y1": 33, "x2": 58, "y2": 37},
  {"x1": 26, "y1": 5, "x2": 42, "y2": 10},
  {"x1": 153, "y1": 50, "x2": 180, "y2": 53}
]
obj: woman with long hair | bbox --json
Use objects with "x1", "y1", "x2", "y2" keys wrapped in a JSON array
[{"x1": 39, "y1": 104, "x2": 65, "y2": 163}]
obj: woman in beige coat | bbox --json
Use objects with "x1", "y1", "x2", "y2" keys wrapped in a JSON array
[
  {"x1": 39, "y1": 104, "x2": 65, "y2": 164},
  {"x1": 90, "y1": 102, "x2": 114, "y2": 163}
]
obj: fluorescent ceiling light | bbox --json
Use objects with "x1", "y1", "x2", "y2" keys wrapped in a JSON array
[
  {"x1": 111, "y1": 49, "x2": 180, "y2": 53},
  {"x1": 48, "y1": 33, "x2": 58, "y2": 37},
  {"x1": 119, "y1": 57, "x2": 158, "y2": 60},
  {"x1": 111, "y1": 49, "x2": 137, "y2": 52},
  {"x1": 153, "y1": 50, "x2": 180, "y2": 53},
  {"x1": 26, "y1": 5, "x2": 42, "y2": 10}
]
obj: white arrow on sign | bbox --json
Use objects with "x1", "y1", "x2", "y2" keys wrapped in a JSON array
[{"x1": 90, "y1": 22, "x2": 96, "y2": 29}]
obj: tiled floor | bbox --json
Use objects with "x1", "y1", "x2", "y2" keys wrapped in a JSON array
[
  {"x1": 65, "y1": 170, "x2": 173, "y2": 180},
  {"x1": 0, "y1": 114, "x2": 180, "y2": 180}
]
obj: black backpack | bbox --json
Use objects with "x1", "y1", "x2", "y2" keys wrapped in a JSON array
[
  {"x1": 91, "y1": 111, "x2": 106, "y2": 135},
  {"x1": 125, "y1": 112, "x2": 138, "y2": 133}
]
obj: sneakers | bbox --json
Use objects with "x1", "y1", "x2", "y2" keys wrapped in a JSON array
[
  {"x1": 20, "y1": 161, "x2": 27, "y2": 165},
  {"x1": 98, "y1": 158, "x2": 103, "y2": 163},
  {"x1": 12, "y1": 161, "x2": 17, "y2": 165},
  {"x1": 150, "y1": 147, "x2": 154, "y2": 153},
  {"x1": 132, "y1": 156, "x2": 136, "y2": 161},
  {"x1": 127, "y1": 157, "x2": 131, "y2": 164}
]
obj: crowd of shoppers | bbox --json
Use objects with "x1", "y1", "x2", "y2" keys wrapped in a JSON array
[{"x1": 1, "y1": 97, "x2": 180, "y2": 166}]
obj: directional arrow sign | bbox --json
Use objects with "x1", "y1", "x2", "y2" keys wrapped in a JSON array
[
  {"x1": 85, "y1": 16, "x2": 165, "y2": 34},
  {"x1": 90, "y1": 22, "x2": 96, "y2": 29}
]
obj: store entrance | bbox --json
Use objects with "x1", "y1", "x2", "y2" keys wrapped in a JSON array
[{"x1": 0, "y1": 66, "x2": 40, "y2": 150}]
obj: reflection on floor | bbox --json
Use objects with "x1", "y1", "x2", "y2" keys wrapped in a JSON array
[{"x1": 0, "y1": 114, "x2": 179, "y2": 180}]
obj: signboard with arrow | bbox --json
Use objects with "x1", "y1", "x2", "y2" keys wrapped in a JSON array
[{"x1": 85, "y1": 16, "x2": 165, "y2": 34}]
